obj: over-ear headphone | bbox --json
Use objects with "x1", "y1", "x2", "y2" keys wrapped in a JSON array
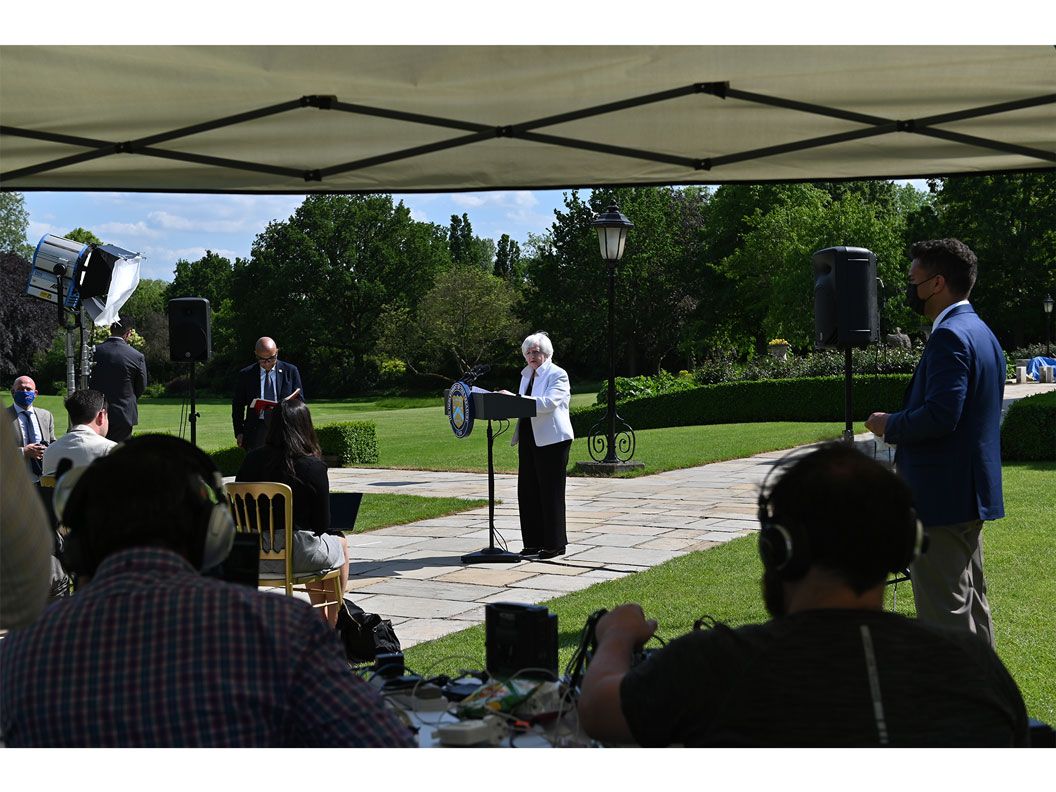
[
  {"x1": 756, "y1": 449, "x2": 925, "y2": 581},
  {"x1": 56, "y1": 435, "x2": 234, "y2": 576}
]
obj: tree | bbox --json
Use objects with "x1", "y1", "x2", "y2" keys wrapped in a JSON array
[
  {"x1": 0, "y1": 193, "x2": 33, "y2": 258},
  {"x1": 231, "y1": 194, "x2": 451, "y2": 395},
  {"x1": 717, "y1": 187, "x2": 913, "y2": 351},
  {"x1": 64, "y1": 227, "x2": 103, "y2": 247},
  {"x1": 925, "y1": 173, "x2": 1056, "y2": 348},
  {"x1": 0, "y1": 252, "x2": 59, "y2": 385},
  {"x1": 494, "y1": 234, "x2": 522, "y2": 280},
  {"x1": 379, "y1": 266, "x2": 525, "y2": 380},
  {"x1": 520, "y1": 187, "x2": 702, "y2": 376},
  {"x1": 448, "y1": 212, "x2": 496, "y2": 270},
  {"x1": 168, "y1": 250, "x2": 233, "y2": 310}
]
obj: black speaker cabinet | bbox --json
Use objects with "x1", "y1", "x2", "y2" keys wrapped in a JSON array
[
  {"x1": 168, "y1": 297, "x2": 212, "y2": 362},
  {"x1": 813, "y1": 246, "x2": 879, "y2": 350},
  {"x1": 485, "y1": 602, "x2": 558, "y2": 680}
]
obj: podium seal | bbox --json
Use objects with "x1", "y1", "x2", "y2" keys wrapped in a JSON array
[{"x1": 448, "y1": 380, "x2": 474, "y2": 438}]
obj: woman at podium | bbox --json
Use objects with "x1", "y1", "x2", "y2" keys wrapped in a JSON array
[{"x1": 508, "y1": 332, "x2": 575, "y2": 559}]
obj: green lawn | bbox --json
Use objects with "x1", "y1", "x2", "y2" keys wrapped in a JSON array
[
  {"x1": 405, "y1": 462, "x2": 1056, "y2": 725},
  {"x1": 353, "y1": 494, "x2": 488, "y2": 534},
  {"x1": 15, "y1": 392, "x2": 859, "y2": 476}
]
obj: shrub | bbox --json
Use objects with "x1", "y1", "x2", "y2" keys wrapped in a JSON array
[
  {"x1": 1001, "y1": 390, "x2": 1056, "y2": 461},
  {"x1": 140, "y1": 382, "x2": 166, "y2": 399},
  {"x1": 595, "y1": 370, "x2": 698, "y2": 404},
  {"x1": 210, "y1": 445, "x2": 246, "y2": 477},
  {"x1": 571, "y1": 375, "x2": 912, "y2": 434},
  {"x1": 692, "y1": 347, "x2": 921, "y2": 387},
  {"x1": 316, "y1": 421, "x2": 379, "y2": 466}
]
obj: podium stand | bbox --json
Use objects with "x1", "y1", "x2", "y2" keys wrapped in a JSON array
[{"x1": 447, "y1": 391, "x2": 536, "y2": 564}]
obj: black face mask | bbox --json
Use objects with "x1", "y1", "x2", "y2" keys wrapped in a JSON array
[{"x1": 905, "y1": 275, "x2": 936, "y2": 316}]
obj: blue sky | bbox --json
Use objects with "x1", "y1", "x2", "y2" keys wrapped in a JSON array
[{"x1": 22, "y1": 190, "x2": 573, "y2": 282}]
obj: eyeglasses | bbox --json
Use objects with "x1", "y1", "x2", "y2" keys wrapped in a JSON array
[
  {"x1": 526, "y1": 349, "x2": 545, "y2": 357},
  {"x1": 256, "y1": 354, "x2": 278, "y2": 362}
]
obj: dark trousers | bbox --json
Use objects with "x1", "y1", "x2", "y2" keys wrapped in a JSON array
[
  {"x1": 106, "y1": 420, "x2": 133, "y2": 443},
  {"x1": 517, "y1": 421, "x2": 571, "y2": 551}
]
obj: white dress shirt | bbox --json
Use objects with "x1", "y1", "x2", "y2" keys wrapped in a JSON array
[{"x1": 42, "y1": 425, "x2": 118, "y2": 476}]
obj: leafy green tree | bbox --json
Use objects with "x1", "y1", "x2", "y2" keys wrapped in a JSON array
[
  {"x1": 0, "y1": 193, "x2": 33, "y2": 258},
  {"x1": 520, "y1": 187, "x2": 702, "y2": 377},
  {"x1": 231, "y1": 194, "x2": 451, "y2": 394},
  {"x1": 719, "y1": 188, "x2": 913, "y2": 350},
  {"x1": 64, "y1": 227, "x2": 102, "y2": 247},
  {"x1": 168, "y1": 250, "x2": 233, "y2": 311},
  {"x1": 448, "y1": 212, "x2": 496, "y2": 270},
  {"x1": 379, "y1": 266, "x2": 525, "y2": 380},
  {"x1": 924, "y1": 173, "x2": 1056, "y2": 348},
  {"x1": 494, "y1": 234, "x2": 522, "y2": 280}
]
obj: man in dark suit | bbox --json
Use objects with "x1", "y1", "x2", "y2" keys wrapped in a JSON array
[
  {"x1": 88, "y1": 318, "x2": 148, "y2": 442},
  {"x1": 231, "y1": 337, "x2": 303, "y2": 451},
  {"x1": 7, "y1": 375, "x2": 57, "y2": 483},
  {"x1": 866, "y1": 238, "x2": 1005, "y2": 646}
]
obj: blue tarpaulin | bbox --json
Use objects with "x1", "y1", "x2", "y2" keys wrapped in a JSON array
[{"x1": 1026, "y1": 357, "x2": 1056, "y2": 381}]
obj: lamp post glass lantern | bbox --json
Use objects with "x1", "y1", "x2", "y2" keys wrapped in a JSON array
[{"x1": 587, "y1": 205, "x2": 638, "y2": 466}]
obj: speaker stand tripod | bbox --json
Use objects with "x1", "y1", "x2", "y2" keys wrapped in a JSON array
[
  {"x1": 842, "y1": 347, "x2": 855, "y2": 444},
  {"x1": 188, "y1": 361, "x2": 201, "y2": 447}
]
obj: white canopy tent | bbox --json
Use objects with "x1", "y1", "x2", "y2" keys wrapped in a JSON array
[{"x1": 0, "y1": 45, "x2": 1053, "y2": 193}]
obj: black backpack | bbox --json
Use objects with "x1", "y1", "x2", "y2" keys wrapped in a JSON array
[{"x1": 336, "y1": 597, "x2": 401, "y2": 663}]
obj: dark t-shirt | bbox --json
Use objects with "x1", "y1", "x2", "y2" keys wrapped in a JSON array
[
  {"x1": 619, "y1": 609, "x2": 1028, "y2": 747},
  {"x1": 236, "y1": 446, "x2": 331, "y2": 535}
]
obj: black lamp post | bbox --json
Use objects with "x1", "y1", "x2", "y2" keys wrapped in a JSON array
[
  {"x1": 1045, "y1": 294, "x2": 1054, "y2": 356},
  {"x1": 578, "y1": 204, "x2": 643, "y2": 473}
]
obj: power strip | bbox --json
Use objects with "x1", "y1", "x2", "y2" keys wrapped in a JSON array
[{"x1": 436, "y1": 715, "x2": 506, "y2": 747}]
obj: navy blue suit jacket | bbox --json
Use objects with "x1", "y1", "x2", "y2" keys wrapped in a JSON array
[
  {"x1": 231, "y1": 360, "x2": 303, "y2": 438},
  {"x1": 89, "y1": 337, "x2": 148, "y2": 430},
  {"x1": 885, "y1": 304, "x2": 1005, "y2": 527}
]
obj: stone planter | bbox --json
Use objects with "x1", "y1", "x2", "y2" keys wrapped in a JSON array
[{"x1": 768, "y1": 343, "x2": 790, "y2": 361}]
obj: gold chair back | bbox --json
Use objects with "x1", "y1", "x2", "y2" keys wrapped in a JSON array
[{"x1": 223, "y1": 482, "x2": 341, "y2": 611}]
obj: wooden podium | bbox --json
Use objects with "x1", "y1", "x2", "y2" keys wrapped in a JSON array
[{"x1": 445, "y1": 390, "x2": 536, "y2": 564}]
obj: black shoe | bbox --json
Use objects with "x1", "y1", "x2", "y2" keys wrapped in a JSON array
[
  {"x1": 536, "y1": 547, "x2": 565, "y2": 559},
  {"x1": 519, "y1": 547, "x2": 541, "y2": 556}
]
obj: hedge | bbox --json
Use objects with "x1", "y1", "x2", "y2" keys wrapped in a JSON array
[
  {"x1": 208, "y1": 420, "x2": 379, "y2": 475},
  {"x1": 1001, "y1": 390, "x2": 1056, "y2": 461},
  {"x1": 316, "y1": 421, "x2": 380, "y2": 466},
  {"x1": 570, "y1": 375, "x2": 912, "y2": 434}
]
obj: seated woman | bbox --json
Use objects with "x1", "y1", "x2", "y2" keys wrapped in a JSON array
[{"x1": 236, "y1": 400, "x2": 349, "y2": 627}]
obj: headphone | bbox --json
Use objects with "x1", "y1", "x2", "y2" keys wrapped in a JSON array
[
  {"x1": 756, "y1": 453, "x2": 925, "y2": 581},
  {"x1": 56, "y1": 435, "x2": 235, "y2": 576}
]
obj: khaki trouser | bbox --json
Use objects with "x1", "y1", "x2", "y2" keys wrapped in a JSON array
[{"x1": 910, "y1": 519, "x2": 993, "y2": 647}]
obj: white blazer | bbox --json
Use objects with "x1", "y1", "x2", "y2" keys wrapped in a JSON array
[{"x1": 511, "y1": 359, "x2": 575, "y2": 447}]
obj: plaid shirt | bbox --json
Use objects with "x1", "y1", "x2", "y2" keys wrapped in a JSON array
[{"x1": 0, "y1": 547, "x2": 413, "y2": 747}]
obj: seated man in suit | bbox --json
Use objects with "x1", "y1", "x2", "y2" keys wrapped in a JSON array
[
  {"x1": 42, "y1": 389, "x2": 117, "y2": 477},
  {"x1": 232, "y1": 336, "x2": 303, "y2": 451},
  {"x1": 7, "y1": 375, "x2": 57, "y2": 484},
  {"x1": 88, "y1": 318, "x2": 148, "y2": 443},
  {"x1": 577, "y1": 443, "x2": 1028, "y2": 747}
]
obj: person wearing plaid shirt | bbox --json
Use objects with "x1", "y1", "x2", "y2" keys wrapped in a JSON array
[{"x1": 0, "y1": 436, "x2": 414, "y2": 748}]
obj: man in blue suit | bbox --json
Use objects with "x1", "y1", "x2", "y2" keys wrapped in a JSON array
[
  {"x1": 866, "y1": 239, "x2": 1004, "y2": 646},
  {"x1": 231, "y1": 337, "x2": 303, "y2": 451}
]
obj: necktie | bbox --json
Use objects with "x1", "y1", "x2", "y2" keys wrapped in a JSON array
[
  {"x1": 20, "y1": 410, "x2": 40, "y2": 445},
  {"x1": 264, "y1": 370, "x2": 276, "y2": 402},
  {"x1": 525, "y1": 372, "x2": 535, "y2": 396}
]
